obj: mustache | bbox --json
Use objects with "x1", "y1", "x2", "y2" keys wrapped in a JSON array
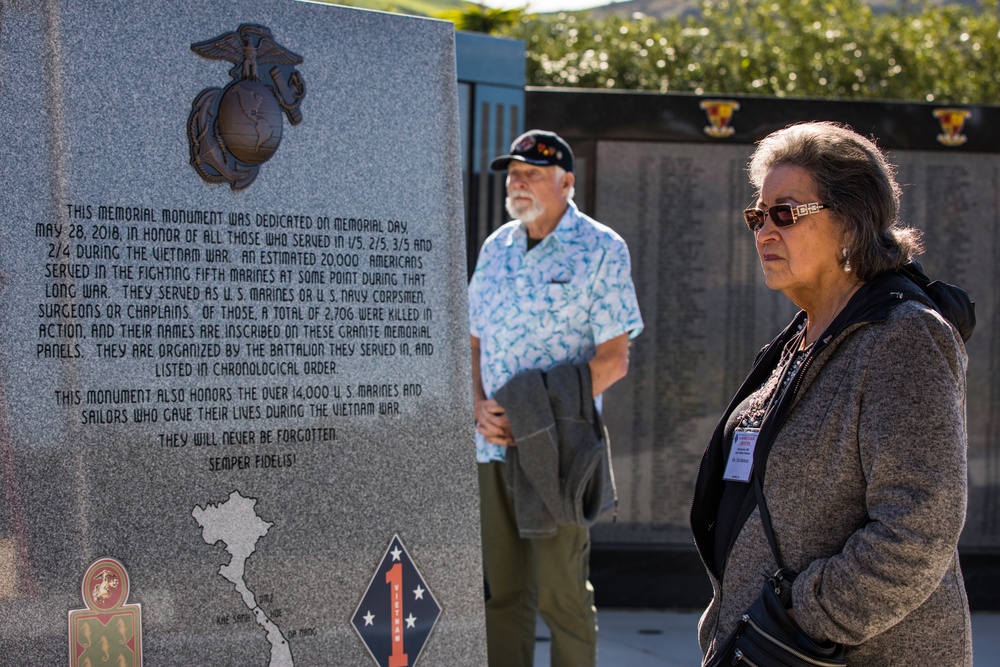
[{"x1": 507, "y1": 192, "x2": 537, "y2": 205}]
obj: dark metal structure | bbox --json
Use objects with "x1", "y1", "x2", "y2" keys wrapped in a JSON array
[
  {"x1": 528, "y1": 88, "x2": 1000, "y2": 610},
  {"x1": 455, "y1": 32, "x2": 525, "y2": 278},
  {"x1": 454, "y1": 35, "x2": 1000, "y2": 610}
]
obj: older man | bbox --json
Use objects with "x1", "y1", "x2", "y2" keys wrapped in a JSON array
[{"x1": 469, "y1": 129, "x2": 643, "y2": 667}]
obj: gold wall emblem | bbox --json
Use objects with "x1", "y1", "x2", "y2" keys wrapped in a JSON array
[
  {"x1": 700, "y1": 100, "x2": 740, "y2": 138},
  {"x1": 933, "y1": 108, "x2": 970, "y2": 146}
]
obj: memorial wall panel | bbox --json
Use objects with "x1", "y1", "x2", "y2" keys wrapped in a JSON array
[
  {"x1": 524, "y1": 91, "x2": 1000, "y2": 554},
  {"x1": 592, "y1": 141, "x2": 1000, "y2": 548},
  {"x1": 895, "y1": 152, "x2": 1000, "y2": 545},
  {"x1": 592, "y1": 141, "x2": 796, "y2": 544}
]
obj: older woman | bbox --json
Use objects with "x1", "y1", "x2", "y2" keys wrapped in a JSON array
[{"x1": 691, "y1": 121, "x2": 974, "y2": 665}]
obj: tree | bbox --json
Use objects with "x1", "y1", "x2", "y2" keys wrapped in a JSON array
[
  {"x1": 439, "y1": 4, "x2": 526, "y2": 33},
  {"x1": 497, "y1": 0, "x2": 1000, "y2": 104}
]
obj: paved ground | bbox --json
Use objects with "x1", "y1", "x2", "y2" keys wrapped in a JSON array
[{"x1": 531, "y1": 608, "x2": 1000, "y2": 666}]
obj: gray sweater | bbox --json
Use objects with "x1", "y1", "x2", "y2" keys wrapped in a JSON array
[
  {"x1": 494, "y1": 363, "x2": 617, "y2": 538},
  {"x1": 692, "y1": 272, "x2": 972, "y2": 666}
]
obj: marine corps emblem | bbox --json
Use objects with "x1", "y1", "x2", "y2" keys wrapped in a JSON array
[
  {"x1": 187, "y1": 24, "x2": 306, "y2": 190},
  {"x1": 69, "y1": 558, "x2": 142, "y2": 667},
  {"x1": 933, "y1": 108, "x2": 970, "y2": 147},
  {"x1": 700, "y1": 99, "x2": 740, "y2": 138}
]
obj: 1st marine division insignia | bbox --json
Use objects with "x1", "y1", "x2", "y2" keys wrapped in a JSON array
[
  {"x1": 69, "y1": 558, "x2": 143, "y2": 667},
  {"x1": 187, "y1": 24, "x2": 306, "y2": 190},
  {"x1": 353, "y1": 535, "x2": 442, "y2": 667}
]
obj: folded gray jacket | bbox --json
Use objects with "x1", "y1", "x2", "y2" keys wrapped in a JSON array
[{"x1": 494, "y1": 363, "x2": 617, "y2": 538}]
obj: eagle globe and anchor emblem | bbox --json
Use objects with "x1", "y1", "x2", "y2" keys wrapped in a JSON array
[{"x1": 187, "y1": 24, "x2": 306, "y2": 190}]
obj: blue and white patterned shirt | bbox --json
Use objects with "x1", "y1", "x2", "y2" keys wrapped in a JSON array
[{"x1": 469, "y1": 201, "x2": 644, "y2": 463}]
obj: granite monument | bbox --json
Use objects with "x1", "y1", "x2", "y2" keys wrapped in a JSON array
[{"x1": 0, "y1": 1, "x2": 485, "y2": 664}]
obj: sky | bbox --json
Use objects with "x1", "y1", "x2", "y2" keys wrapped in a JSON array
[{"x1": 481, "y1": 0, "x2": 620, "y2": 15}]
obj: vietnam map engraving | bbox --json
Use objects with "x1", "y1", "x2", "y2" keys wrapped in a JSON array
[{"x1": 192, "y1": 491, "x2": 293, "y2": 666}]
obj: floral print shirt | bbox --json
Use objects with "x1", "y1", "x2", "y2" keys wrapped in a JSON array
[{"x1": 469, "y1": 201, "x2": 644, "y2": 463}]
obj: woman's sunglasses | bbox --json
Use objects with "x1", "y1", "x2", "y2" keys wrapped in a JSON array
[{"x1": 744, "y1": 202, "x2": 828, "y2": 232}]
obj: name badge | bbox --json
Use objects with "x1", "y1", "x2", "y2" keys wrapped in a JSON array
[{"x1": 723, "y1": 428, "x2": 758, "y2": 483}]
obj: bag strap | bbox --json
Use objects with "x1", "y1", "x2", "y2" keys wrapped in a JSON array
[
  {"x1": 752, "y1": 473, "x2": 785, "y2": 571},
  {"x1": 749, "y1": 326, "x2": 808, "y2": 575}
]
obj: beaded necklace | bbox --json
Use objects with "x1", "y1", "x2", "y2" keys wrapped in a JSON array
[{"x1": 734, "y1": 322, "x2": 811, "y2": 430}]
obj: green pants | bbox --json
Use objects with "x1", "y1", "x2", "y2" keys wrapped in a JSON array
[{"x1": 478, "y1": 461, "x2": 597, "y2": 667}]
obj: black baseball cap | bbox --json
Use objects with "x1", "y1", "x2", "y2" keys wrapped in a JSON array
[{"x1": 490, "y1": 129, "x2": 574, "y2": 173}]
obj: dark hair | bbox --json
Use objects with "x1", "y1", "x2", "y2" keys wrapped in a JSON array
[{"x1": 747, "y1": 121, "x2": 922, "y2": 281}]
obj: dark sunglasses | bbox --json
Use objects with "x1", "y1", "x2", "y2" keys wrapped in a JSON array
[{"x1": 744, "y1": 202, "x2": 828, "y2": 232}]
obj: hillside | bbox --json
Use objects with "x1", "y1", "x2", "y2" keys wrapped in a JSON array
[
  {"x1": 585, "y1": 0, "x2": 701, "y2": 20},
  {"x1": 312, "y1": 0, "x2": 468, "y2": 18},
  {"x1": 316, "y1": 0, "x2": 984, "y2": 20},
  {"x1": 584, "y1": 0, "x2": 982, "y2": 19}
]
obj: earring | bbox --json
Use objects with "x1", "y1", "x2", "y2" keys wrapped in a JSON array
[{"x1": 843, "y1": 247, "x2": 852, "y2": 273}]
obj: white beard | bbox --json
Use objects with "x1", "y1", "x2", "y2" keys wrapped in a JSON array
[{"x1": 506, "y1": 195, "x2": 544, "y2": 223}]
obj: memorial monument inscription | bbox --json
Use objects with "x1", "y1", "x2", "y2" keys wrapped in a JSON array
[{"x1": 0, "y1": 1, "x2": 486, "y2": 664}]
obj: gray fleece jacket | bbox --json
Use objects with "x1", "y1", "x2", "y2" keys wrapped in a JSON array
[
  {"x1": 494, "y1": 363, "x2": 617, "y2": 538},
  {"x1": 692, "y1": 269, "x2": 973, "y2": 666}
]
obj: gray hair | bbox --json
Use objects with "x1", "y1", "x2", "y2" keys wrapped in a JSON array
[
  {"x1": 747, "y1": 121, "x2": 922, "y2": 281},
  {"x1": 555, "y1": 166, "x2": 576, "y2": 202}
]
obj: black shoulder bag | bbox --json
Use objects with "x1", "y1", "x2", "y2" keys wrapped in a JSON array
[{"x1": 707, "y1": 474, "x2": 846, "y2": 667}]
